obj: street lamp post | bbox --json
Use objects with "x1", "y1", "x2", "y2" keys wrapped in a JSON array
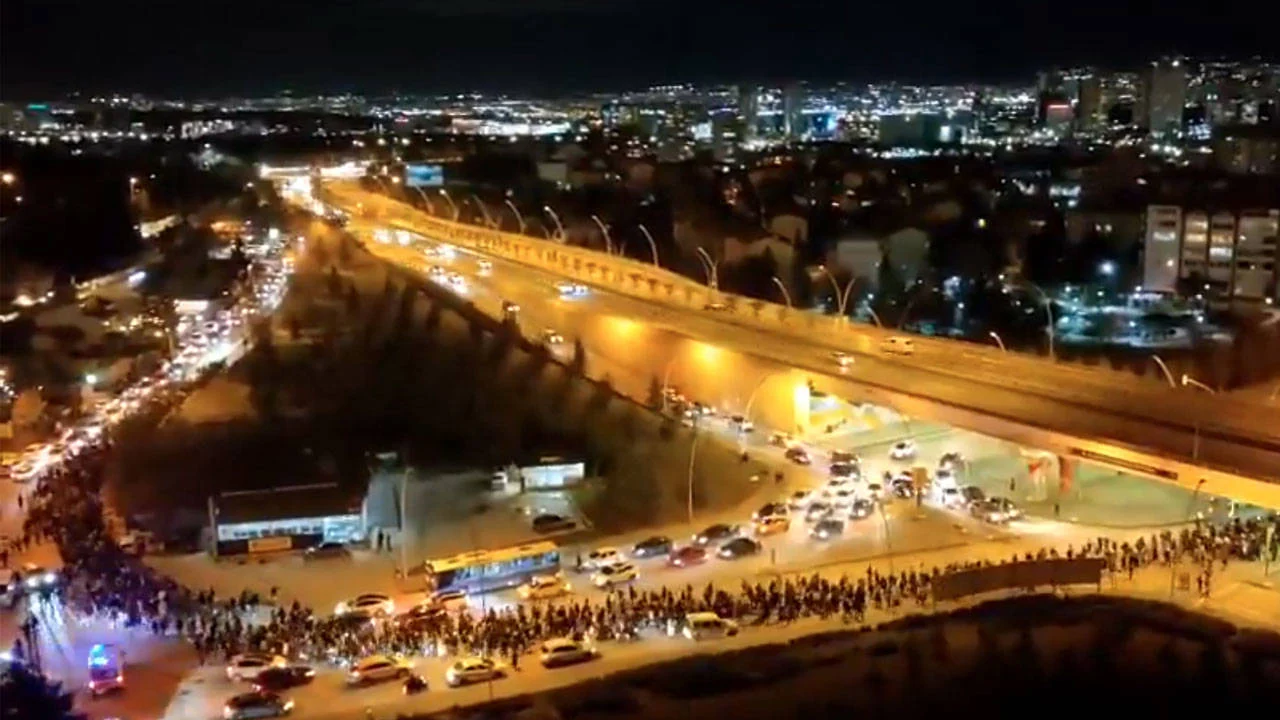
[
  {"x1": 1181, "y1": 374, "x2": 1216, "y2": 462},
  {"x1": 469, "y1": 194, "x2": 494, "y2": 227},
  {"x1": 590, "y1": 215, "x2": 614, "y2": 255},
  {"x1": 694, "y1": 247, "x2": 719, "y2": 289},
  {"x1": 1151, "y1": 355, "x2": 1177, "y2": 388},
  {"x1": 877, "y1": 502, "x2": 894, "y2": 575},
  {"x1": 504, "y1": 200, "x2": 525, "y2": 233},
  {"x1": 1169, "y1": 478, "x2": 1207, "y2": 598},
  {"x1": 866, "y1": 308, "x2": 884, "y2": 328},
  {"x1": 770, "y1": 277, "x2": 792, "y2": 308},
  {"x1": 988, "y1": 331, "x2": 1007, "y2": 352},
  {"x1": 439, "y1": 190, "x2": 459, "y2": 221},
  {"x1": 686, "y1": 416, "x2": 703, "y2": 524},
  {"x1": 411, "y1": 187, "x2": 436, "y2": 215},
  {"x1": 543, "y1": 206, "x2": 566, "y2": 241},
  {"x1": 817, "y1": 266, "x2": 859, "y2": 316},
  {"x1": 636, "y1": 224, "x2": 661, "y2": 266}
]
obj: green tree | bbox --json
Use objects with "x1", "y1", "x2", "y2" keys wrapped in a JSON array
[{"x1": 0, "y1": 664, "x2": 85, "y2": 720}]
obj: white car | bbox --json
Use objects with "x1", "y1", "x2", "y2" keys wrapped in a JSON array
[
  {"x1": 334, "y1": 593, "x2": 394, "y2": 618},
  {"x1": 346, "y1": 655, "x2": 412, "y2": 685},
  {"x1": 729, "y1": 414, "x2": 754, "y2": 433},
  {"x1": 830, "y1": 352, "x2": 853, "y2": 370},
  {"x1": 585, "y1": 546, "x2": 621, "y2": 569},
  {"x1": 518, "y1": 574, "x2": 571, "y2": 601},
  {"x1": 555, "y1": 282, "x2": 588, "y2": 298},
  {"x1": 542, "y1": 329, "x2": 565, "y2": 346},
  {"x1": 889, "y1": 440, "x2": 917, "y2": 460},
  {"x1": 539, "y1": 638, "x2": 597, "y2": 668},
  {"x1": 681, "y1": 612, "x2": 740, "y2": 641},
  {"x1": 476, "y1": 260, "x2": 492, "y2": 276},
  {"x1": 225, "y1": 653, "x2": 287, "y2": 682},
  {"x1": 592, "y1": 561, "x2": 639, "y2": 588},
  {"x1": 445, "y1": 657, "x2": 505, "y2": 687}
]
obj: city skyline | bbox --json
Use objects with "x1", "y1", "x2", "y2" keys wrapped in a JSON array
[{"x1": 2, "y1": 0, "x2": 1277, "y2": 97}]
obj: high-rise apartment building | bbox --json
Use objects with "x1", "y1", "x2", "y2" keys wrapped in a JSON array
[{"x1": 1143, "y1": 204, "x2": 1279, "y2": 300}]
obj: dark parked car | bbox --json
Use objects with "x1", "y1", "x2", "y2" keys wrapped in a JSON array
[
  {"x1": 693, "y1": 524, "x2": 739, "y2": 545},
  {"x1": 632, "y1": 535, "x2": 674, "y2": 558},
  {"x1": 830, "y1": 449, "x2": 861, "y2": 465},
  {"x1": 784, "y1": 446, "x2": 812, "y2": 465},
  {"x1": 532, "y1": 514, "x2": 577, "y2": 533},
  {"x1": 252, "y1": 666, "x2": 316, "y2": 692},
  {"x1": 717, "y1": 537, "x2": 762, "y2": 560},
  {"x1": 849, "y1": 499, "x2": 875, "y2": 520},
  {"x1": 304, "y1": 542, "x2": 350, "y2": 561},
  {"x1": 224, "y1": 691, "x2": 293, "y2": 719},
  {"x1": 958, "y1": 485, "x2": 986, "y2": 508},
  {"x1": 829, "y1": 462, "x2": 858, "y2": 479},
  {"x1": 810, "y1": 519, "x2": 845, "y2": 540}
]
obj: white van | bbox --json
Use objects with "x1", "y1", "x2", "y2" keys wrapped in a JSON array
[
  {"x1": 881, "y1": 336, "x2": 916, "y2": 356},
  {"x1": 682, "y1": 612, "x2": 740, "y2": 641}
]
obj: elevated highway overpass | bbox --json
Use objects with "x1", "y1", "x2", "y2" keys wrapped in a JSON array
[{"x1": 314, "y1": 181, "x2": 1280, "y2": 508}]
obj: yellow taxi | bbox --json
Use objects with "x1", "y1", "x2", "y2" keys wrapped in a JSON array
[{"x1": 752, "y1": 516, "x2": 790, "y2": 537}]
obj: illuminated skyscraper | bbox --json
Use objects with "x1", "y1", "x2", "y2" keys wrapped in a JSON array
[
  {"x1": 737, "y1": 84, "x2": 759, "y2": 141},
  {"x1": 783, "y1": 82, "x2": 804, "y2": 140},
  {"x1": 1143, "y1": 58, "x2": 1187, "y2": 136}
]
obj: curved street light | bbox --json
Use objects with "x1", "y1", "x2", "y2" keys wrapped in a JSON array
[
  {"x1": 438, "y1": 189, "x2": 459, "y2": 221},
  {"x1": 469, "y1": 194, "x2": 494, "y2": 227},
  {"x1": 1151, "y1": 354, "x2": 1176, "y2": 388},
  {"x1": 504, "y1": 199, "x2": 525, "y2": 233},
  {"x1": 590, "y1": 215, "x2": 614, "y2": 255},
  {"x1": 770, "y1": 277, "x2": 792, "y2": 308},
  {"x1": 694, "y1": 247, "x2": 719, "y2": 289},
  {"x1": 866, "y1": 307, "x2": 884, "y2": 328},
  {"x1": 543, "y1": 206, "x2": 566, "y2": 241},
  {"x1": 411, "y1": 187, "x2": 436, "y2": 215},
  {"x1": 988, "y1": 331, "x2": 1007, "y2": 352},
  {"x1": 636, "y1": 224, "x2": 660, "y2": 266},
  {"x1": 1180, "y1": 374, "x2": 1215, "y2": 462},
  {"x1": 817, "y1": 266, "x2": 859, "y2": 316},
  {"x1": 739, "y1": 370, "x2": 794, "y2": 449}
]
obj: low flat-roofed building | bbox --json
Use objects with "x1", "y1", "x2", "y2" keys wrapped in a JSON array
[{"x1": 209, "y1": 482, "x2": 366, "y2": 556}]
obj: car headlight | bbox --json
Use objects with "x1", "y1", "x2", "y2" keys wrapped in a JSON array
[
  {"x1": 42, "y1": 572, "x2": 56, "y2": 585},
  {"x1": 25, "y1": 577, "x2": 40, "y2": 588},
  {"x1": 283, "y1": 700, "x2": 295, "y2": 711}
]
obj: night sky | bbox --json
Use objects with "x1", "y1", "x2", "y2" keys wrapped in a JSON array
[{"x1": 1, "y1": 0, "x2": 1275, "y2": 97}]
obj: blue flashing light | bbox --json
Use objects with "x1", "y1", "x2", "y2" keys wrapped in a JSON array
[{"x1": 88, "y1": 644, "x2": 110, "y2": 667}]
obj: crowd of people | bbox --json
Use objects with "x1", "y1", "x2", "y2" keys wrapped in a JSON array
[{"x1": 5, "y1": 412, "x2": 1278, "y2": 680}]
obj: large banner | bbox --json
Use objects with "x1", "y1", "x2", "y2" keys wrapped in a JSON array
[
  {"x1": 404, "y1": 164, "x2": 444, "y2": 187},
  {"x1": 931, "y1": 558, "x2": 1105, "y2": 602}
]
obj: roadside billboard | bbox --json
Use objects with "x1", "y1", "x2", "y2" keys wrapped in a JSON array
[
  {"x1": 520, "y1": 461, "x2": 585, "y2": 489},
  {"x1": 405, "y1": 164, "x2": 444, "y2": 188}
]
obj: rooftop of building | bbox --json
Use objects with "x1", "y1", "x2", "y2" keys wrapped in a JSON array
[{"x1": 213, "y1": 482, "x2": 363, "y2": 526}]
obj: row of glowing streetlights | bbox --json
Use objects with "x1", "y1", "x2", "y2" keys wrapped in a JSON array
[
  {"x1": 370, "y1": 176, "x2": 1272, "y2": 402},
  {"x1": 371, "y1": 177, "x2": 663, "y2": 268}
]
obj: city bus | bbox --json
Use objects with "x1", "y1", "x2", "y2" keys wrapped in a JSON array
[{"x1": 418, "y1": 541, "x2": 560, "y2": 595}]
